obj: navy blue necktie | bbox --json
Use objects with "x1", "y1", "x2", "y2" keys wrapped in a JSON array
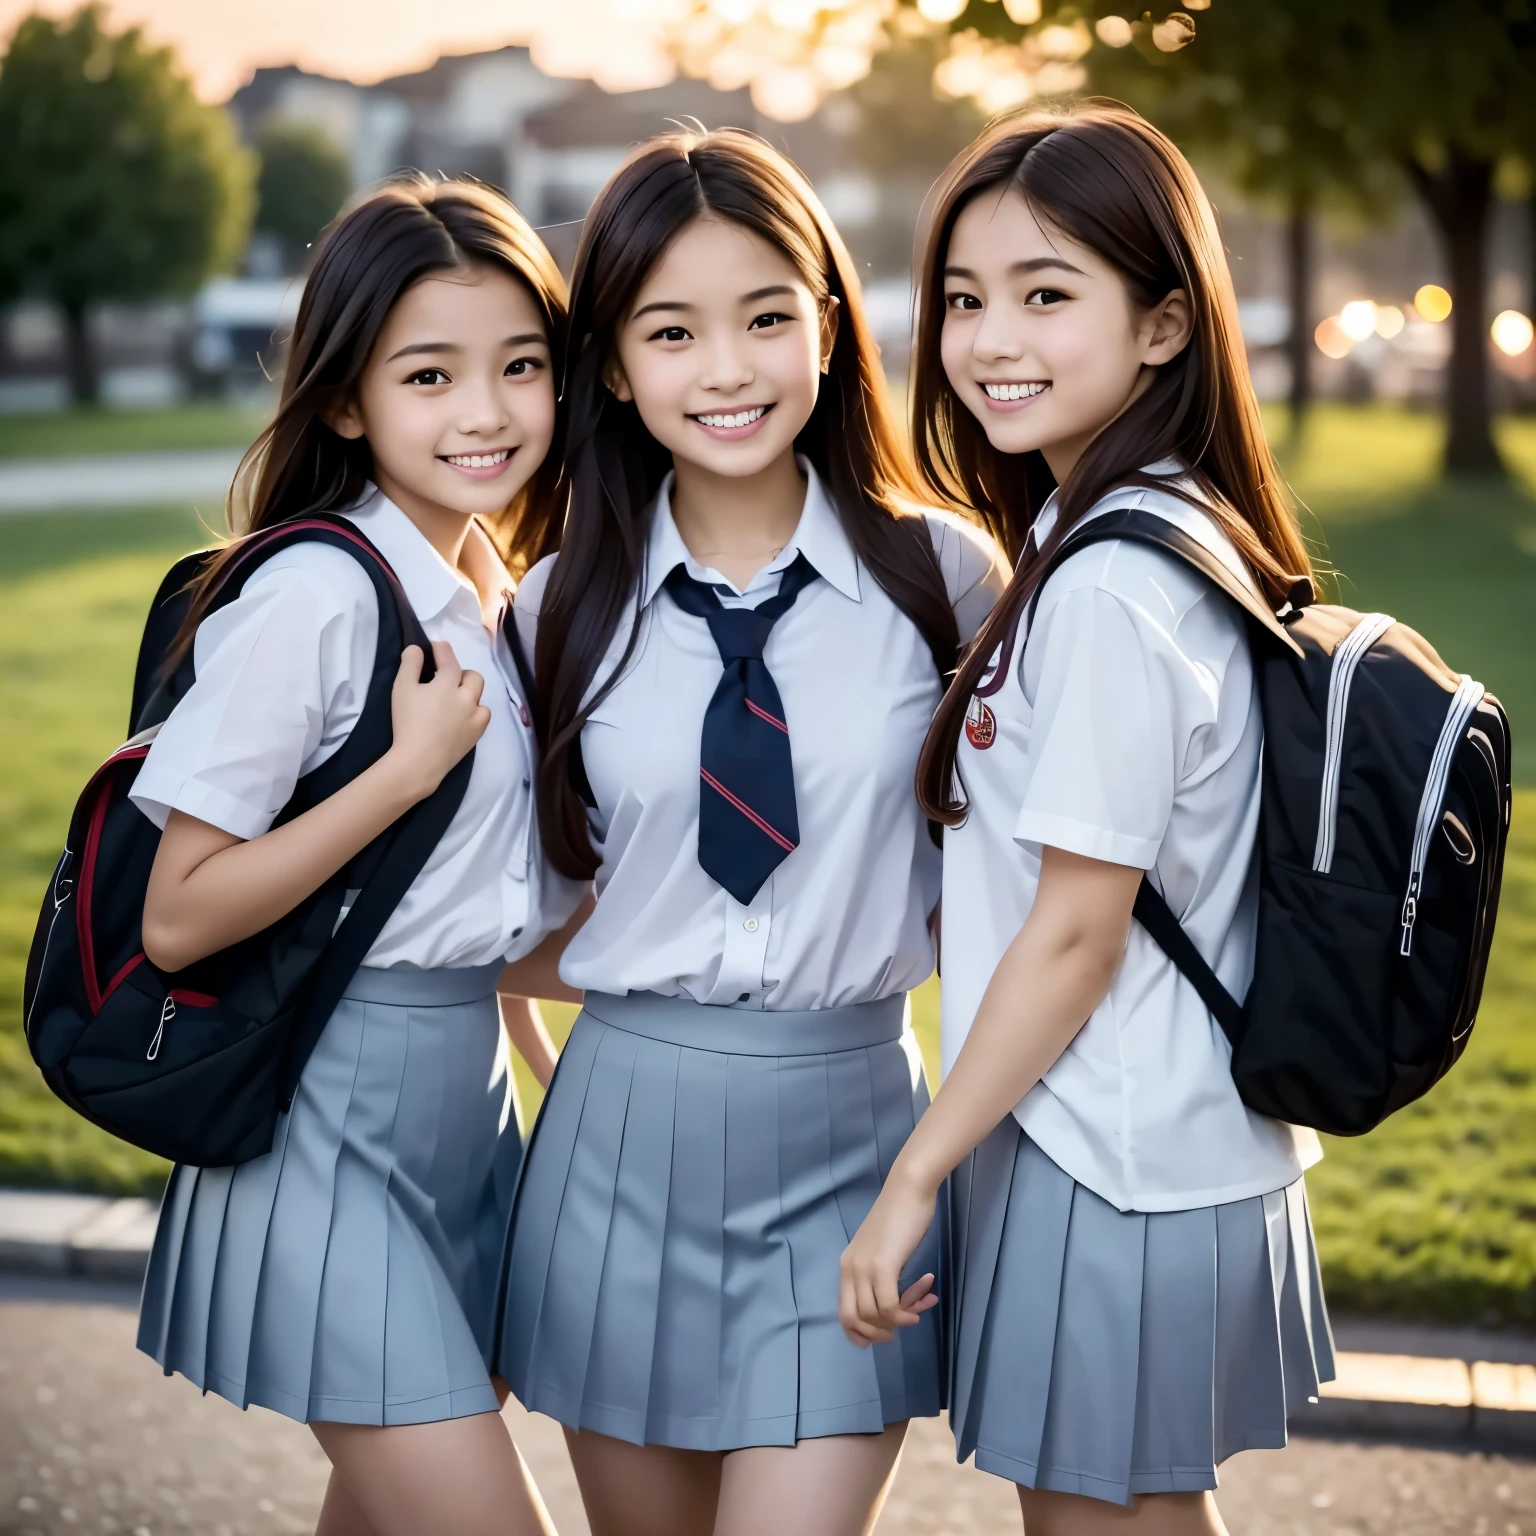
[{"x1": 664, "y1": 553, "x2": 819, "y2": 904}]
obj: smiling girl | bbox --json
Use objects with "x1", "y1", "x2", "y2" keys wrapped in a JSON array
[
  {"x1": 840, "y1": 105, "x2": 1334, "y2": 1535},
  {"x1": 133, "y1": 176, "x2": 580, "y2": 1536},
  {"x1": 493, "y1": 130, "x2": 1006, "y2": 1536}
]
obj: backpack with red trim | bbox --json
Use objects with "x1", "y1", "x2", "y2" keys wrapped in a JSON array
[{"x1": 22, "y1": 513, "x2": 473, "y2": 1167}]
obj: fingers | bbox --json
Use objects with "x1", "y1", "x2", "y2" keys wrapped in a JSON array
[
  {"x1": 458, "y1": 667, "x2": 485, "y2": 707},
  {"x1": 430, "y1": 639, "x2": 462, "y2": 687},
  {"x1": 394, "y1": 643, "x2": 425, "y2": 689}
]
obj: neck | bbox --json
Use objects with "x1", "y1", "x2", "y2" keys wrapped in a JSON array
[
  {"x1": 1041, "y1": 365, "x2": 1160, "y2": 486},
  {"x1": 669, "y1": 448, "x2": 807, "y2": 589},
  {"x1": 373, "y1": 472, "x2": 505, "y2": 624}
]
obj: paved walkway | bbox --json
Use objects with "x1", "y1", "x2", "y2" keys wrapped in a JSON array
[
  {"x1": 0, "y1": 448, "x2": 241, "y2": 512},
  {"x1": 4, "y1": 1274, "x2": 1536, "y2": 1536}
]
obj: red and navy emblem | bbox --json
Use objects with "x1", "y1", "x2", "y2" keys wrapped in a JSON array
[{"x1": 965, "y1": 696, "x2": 996, "y2": 749}]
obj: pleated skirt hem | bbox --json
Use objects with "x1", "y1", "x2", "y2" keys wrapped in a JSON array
[
  {"x1": 949, "y1": 1118, "x2": 1333, "y2": 1507},
  {"x1": 498, "y1": 1001, "x2": 943, "y2": 1451},
  {"x1": 138, "y1": 970, "x2": 518, "y2": 1429}
]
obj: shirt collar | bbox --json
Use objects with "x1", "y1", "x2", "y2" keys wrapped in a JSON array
[
  {"x1": 343, "y1": 485, "x2": 488, "y2": 623},
  {"x1": 1030, "y1": 457, "x2": 1185, "y2": 550},
  {"x1": 640, "y1": 457, "x2": 862, "y2": 608}
]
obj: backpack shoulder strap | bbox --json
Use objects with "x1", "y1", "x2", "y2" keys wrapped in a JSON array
[
  {"x1": 1024, "y1": 506, "x2": 1292, "y2": 1043},
  {"x1": 1026, "y1": 507, "x2": 1304, "y2": 658}
]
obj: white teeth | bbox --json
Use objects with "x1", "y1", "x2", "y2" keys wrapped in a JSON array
[
  {"x1": 445, "y1": 449, "x2": 511, "y2": 468},
  {"x1": 983, "y1": 382, "x2": 1049, "y2": 401},
  {"x1": 697, "y1": 406, "x2": 767, "y2": 429}
]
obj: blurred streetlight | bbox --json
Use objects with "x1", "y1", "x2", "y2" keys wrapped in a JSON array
[
  {"x1": 1315, "y1": 317, "x2": 1353, "y2": 359},
  {"x1": 1414, "y1": 284, "x2": 1453, "y2": 323},
  {"x1": 1492, "y1": 310, "x2": 1535, "y2": 358},
  {"x1": 1374, "y1": 305, "x2": 1406, "y2": 339},
  {"x1": 1339, "y1": 300, "x2": 1378, "y2": 342},
  {"x1": 917, "y1": 0, "x2": 966, "y2": 20}
]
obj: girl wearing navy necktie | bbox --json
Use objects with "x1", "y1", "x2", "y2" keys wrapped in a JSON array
[
  {"x1": 495, "y1": 130, "x2": 1007, "y2": 1536},
  {"x1": 841, "y1": 105, "x2": 1334, "y2": 1534}
]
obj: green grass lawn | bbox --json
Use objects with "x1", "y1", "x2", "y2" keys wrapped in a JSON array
[
  {"x1": 0, "y1": 401, "x2": 270, "y2": 460},
  {"x1": 5, "y1": 405, "x2": 1536, "y2": 1322}
]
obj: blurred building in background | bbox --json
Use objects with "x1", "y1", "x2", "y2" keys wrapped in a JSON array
[{"x1": 0, "y1": 31, "x2": 1530, "y2": 416}]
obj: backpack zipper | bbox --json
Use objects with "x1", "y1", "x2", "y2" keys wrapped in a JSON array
[
  {"x1": 24, "y1": 849, "x2": 73, "y2": 1036},
  {"x1": 1400, "y1": 674, "x2": 1486, "y2": 956},
  {"x1": 147, "y1": 996, "x2": 174, "y2": 1062},
  {"x1": 1313, "y1": 613, "x2": 1395, "y2": 873}
]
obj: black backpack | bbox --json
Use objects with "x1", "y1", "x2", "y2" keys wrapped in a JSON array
[
  {"x1": 1028, "y1": 508, "x2": 1512, "y2": 1137},
  {"x1": 23, "y1": 513, "x2": 474, "y2": 1167}
]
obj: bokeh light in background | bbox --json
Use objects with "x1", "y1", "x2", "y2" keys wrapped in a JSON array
[
  {"x1": 1339, "y1": 300, "x2": 1378, "y2": 343},
  {"x1": 1414, "y1": 284, "x2": 1453, "y2": 323},
  {"x1": 1314, "y1": 316, "x2": 1352, "y2": 360},
  {"x1": 1492, "y1": 310, "x2": 1535, "y2": 359},
  {"x1": 1373, "y1": 305, "x2": 1405, "y2": 340}
]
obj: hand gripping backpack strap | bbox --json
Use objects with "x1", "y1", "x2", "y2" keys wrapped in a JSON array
[{"x1": 1024, "y1": 506, "x2": 1304, "y2": 1049}]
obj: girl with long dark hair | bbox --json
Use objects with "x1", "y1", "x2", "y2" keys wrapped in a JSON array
[
  {"x1": 494, "y1": 128, "x2": 1006, "y2": 1536},
  {"x1": 841, "y1": 104, "x2": 1335, "y2": 1534},
  {"x1": 133, "y1": 175, "x2": 579, "y2": 1535}
]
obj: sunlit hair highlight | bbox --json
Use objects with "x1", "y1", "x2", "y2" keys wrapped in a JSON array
[{"x1": 913, "y1": 100, "x2": 1313, "y2": 824}]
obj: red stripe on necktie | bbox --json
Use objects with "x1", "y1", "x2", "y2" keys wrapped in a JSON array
[
  {"x1": 744, "y1": 699, "x2": 789, "y2": 733},
  {"x1": 700, "y1": 768, "x2": 796, "y2": 852}
]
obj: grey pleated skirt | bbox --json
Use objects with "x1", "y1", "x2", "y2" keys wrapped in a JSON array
[
  {"x1": 495, "y1": 990, "x2": 943, "y2": 1451},
  {"x1": 137, "y1": 961, "x2": 520, "y2": 1427},
  {"x1": 949, "y1": 1118, "x2": 1334, "y2": 1506}
]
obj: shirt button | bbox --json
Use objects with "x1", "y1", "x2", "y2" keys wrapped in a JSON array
[{"x1": 743, "y1": 917, "x2": 759, "y2": 933}]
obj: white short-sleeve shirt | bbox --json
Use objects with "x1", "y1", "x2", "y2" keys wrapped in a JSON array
[
  {"x1": 130, "y1": 487, "x2": 583, "y2": 971},
  {"x1": 516, "y1": 462, "x2": 1008, "y2": 1010},
  {"x1": 940, "y1": 470, "x2": 1321, "y2": 1212}
]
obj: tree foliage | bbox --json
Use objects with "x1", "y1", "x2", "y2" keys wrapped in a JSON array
[
  {"x1": 0, "y1": 5, "x2": 255, "y2": 398},
  {"x1": 254, "y1": 121, "x2": 351, "y2": 273}
]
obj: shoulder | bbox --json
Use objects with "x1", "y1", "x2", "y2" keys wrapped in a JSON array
[
  {"x1": 513, "y1": 552, "x2": 559, "y2": 619},
  {"x1": 237, "y1": 538, "x2": 380, "y2": 616},
  {"x1": 909, "y1": 505, "x2": 1010, "y2": 643},
  {"x1": 1040, "y1": 484, "x2": 1247, "y2": 639}
]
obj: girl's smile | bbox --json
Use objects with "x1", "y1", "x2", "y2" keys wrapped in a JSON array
[
  {"x1": 440, "y1": 445, "x2": 518, "y2": 478},
  {"x1": 979, "y1": 380, "x2": 1051, "y2": 410},
  {"x1": 689, "y1": 403, "x2": 775, "y2": 439}
]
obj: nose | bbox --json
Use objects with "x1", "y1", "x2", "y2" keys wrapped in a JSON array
[
  {"x1": 457, "y1": 368, "x2": 513, "y2": 437},
  {"x1": 972, "y1": 302, "x2": 1028, "y2": 366},
  {"x1": 697, "y1": 332, "x2": 754, "y2": 394}
]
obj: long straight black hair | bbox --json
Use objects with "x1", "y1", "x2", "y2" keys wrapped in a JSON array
[
  {"x1": 169, "y1": 173, "x2": 568, "y2": 664},
  {"x1": 536, "y1": 127, "x2": 959, "y2": 880},
  {"x1": 913, "y1": 101, "x2": 1313, "y2": 823}
]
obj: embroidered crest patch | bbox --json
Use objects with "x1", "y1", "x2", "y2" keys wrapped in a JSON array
[{"x1": 965, "y1": 696, "x2": 996, "y2": 749}]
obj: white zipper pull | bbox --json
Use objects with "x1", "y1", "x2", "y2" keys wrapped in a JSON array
[
  {"x1": 147, "y1": 996, "x2": 174, "y2": 1061},
  {"x1": 1399, "y1": 873, "x2": 1422, "y2": 957}
]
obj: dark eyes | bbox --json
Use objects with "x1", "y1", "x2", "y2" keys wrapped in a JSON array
[
  {"x1": 650, "y1": 325, "x2": 692, "y2": 342},
  {"x1": 647, "y1": 313, "x2": 794, "y2": 342},
  {"x1": 403, "y1": 357, "x2": 543, "y2": 386},
  {"x1": 946, "y1": 292, "x2": 982, "y2": 311},
  {"x1": 1025, "y1": 288, "x2": 1069, "y2": 307},
  {"x1": 747, "y1": 311, "x2": 792, "y2": 330}
]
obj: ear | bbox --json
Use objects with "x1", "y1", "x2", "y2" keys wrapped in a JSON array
[
  {"x1": 819, "y1": 296, "x2": 841, "y2": 375},
  {"x1": 602, "y1": 353, "x2": 634, "y2": 403},
  {"x1": 324, "y1": 395, "x2": 367, "y2": 441},
  {"x1": 1140, "y1": 288, "x2": 1193, "y2": 368}
]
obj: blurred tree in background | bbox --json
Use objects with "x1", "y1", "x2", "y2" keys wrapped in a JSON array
[
  {"x1": 898, "y1": 0, "x2": 1536, "y2": 478},
  {"x1": 0, "y1": 6, "x2": 254, "y2": 403},
  {"x1": 254, "y1": 121, "x2": 351, "y2": 274}
]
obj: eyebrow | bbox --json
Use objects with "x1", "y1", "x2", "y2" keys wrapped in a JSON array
[
  {"x1": 944, "y1": 257, "x2": 1087, "y2": 280},
  {"x1": 385, "y1": 333, "x2": 547, "y2": 362},
  {"x1": 630, "y1": 284, "x2": 800, "y2": 322}
]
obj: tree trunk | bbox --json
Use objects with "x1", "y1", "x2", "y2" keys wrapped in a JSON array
[
  {"x1": 1407, "y1": 148, "x2": 1503, "y2": 477},
  {"x1": 62, "y1": 304, "x2": 97, "y2": 406},
  {"x1": 1285, "y1": 200, "x2": 1314, "y2": 433}
]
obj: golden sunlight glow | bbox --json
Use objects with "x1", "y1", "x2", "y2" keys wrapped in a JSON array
[{"x1": 1095, "y1": 16, "x2": 1135, "y2": 46}]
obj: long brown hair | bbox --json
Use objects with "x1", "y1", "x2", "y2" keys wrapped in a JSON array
[
  {"x1": 536, "y1": 127, "x2": 958, "y2": 880},
  {"x1": 914, "y1": 101, "x2": 1312, "y2": 823},
  {"x1": 171, "y1": 173, "x2": 568, "y2": 662}
]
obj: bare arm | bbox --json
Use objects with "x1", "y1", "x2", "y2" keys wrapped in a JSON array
[
  {"x1": 497, "y1": 889, "x2": 593, "y2": 1008},
  {"x1": 839, "y1": 846, "x2": 1142, "y2": 1344},
  {"x1": 142, "y1": 642, "x2": 490, "y2": 974}
]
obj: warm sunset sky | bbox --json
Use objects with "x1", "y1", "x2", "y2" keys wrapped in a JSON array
[{"x1": 0, "y1": 1, "x2": 677, "y2": 100}]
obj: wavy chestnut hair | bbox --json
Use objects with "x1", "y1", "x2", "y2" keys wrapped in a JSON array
[
  {"x1": 169, "y1": 173, "x2": 568, "y2": 663},
  {"x1": 914, "y1": 101, "x2": 1312, "y2": 823},
  {"x1": 535, "y1": 127, "x2": 958, "y2": 880}
]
